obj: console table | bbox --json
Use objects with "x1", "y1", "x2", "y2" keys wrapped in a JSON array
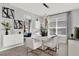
[{"x1": 0, "y1": 34, "x2": 24, "y2": 51}]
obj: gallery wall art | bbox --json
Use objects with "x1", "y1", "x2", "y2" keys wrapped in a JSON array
[
  {"x1": 2, "y1": 7, "x2": 14, "y2": 19},
  {"x1": 14, "y1": 20, "x2": 24, "y2": 29}
]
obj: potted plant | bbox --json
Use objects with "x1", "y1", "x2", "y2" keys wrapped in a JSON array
[
  {"x1": 1, "y1": 21, "x2": 12, "y2": 35},
  {"x1": 41, "y1": 16, "x2": 48, "y2": 36},
  {"x1": 41, "y1": 25, "x2": 48, "y2": 36}
]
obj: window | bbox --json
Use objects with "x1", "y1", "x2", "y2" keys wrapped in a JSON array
[{"x1": 48, "y1": 13, "x2": 67, "y2": 36}]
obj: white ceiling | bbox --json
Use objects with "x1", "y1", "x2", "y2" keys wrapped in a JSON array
[{"x1": 10, "y1": 3, "x2": 79, "y2": 16}]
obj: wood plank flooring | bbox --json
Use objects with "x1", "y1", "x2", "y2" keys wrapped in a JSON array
[{"x1": 0, "y1": 43, "x2": 67, "y2": 56}]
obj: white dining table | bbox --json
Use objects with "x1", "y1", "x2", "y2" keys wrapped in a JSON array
[
  {"x1": 39, "y1": 35, "x2": 57, "y2": 50},
  {"x1": 25, "y1": 35, "x2": 56, "y2": 50},
  {"x1": 39, "y1": 36, "x2": 48, "y2": 50},
  {"x1": 29, "y1": 36, "x2": 49, "y2": 50}
]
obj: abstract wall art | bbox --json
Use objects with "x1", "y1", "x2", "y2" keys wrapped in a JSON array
[
  {"x1": 2, "y1": 7, "x2": 14, "y2": 19},
  {"x1": 14, "y1": 20, "x2": 24, "y2": 29}
]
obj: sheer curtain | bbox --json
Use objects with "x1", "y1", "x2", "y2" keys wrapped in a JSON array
[{"x1": 34, "y1": 19, "x2": 41, "y2": 36}]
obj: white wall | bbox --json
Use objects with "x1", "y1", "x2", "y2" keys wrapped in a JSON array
[
  {"x1": 0, "y1": 3, "x2": 42, "y2": 35},
  {"x1": 71, "y1": 9, "x2": 79, "y2": 34}
]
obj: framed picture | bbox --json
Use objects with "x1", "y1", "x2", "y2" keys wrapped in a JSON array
[
  {"x1": 14, "y1": 20, "x2": 24, "y2": 29},
  {"x1": 2, "y1": 7, "x2": 14, "y2": 19}
]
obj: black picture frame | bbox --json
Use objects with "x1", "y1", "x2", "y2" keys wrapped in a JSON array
[
  {"x1": 2, "y1": 7, "x2": 14, "y2": 19},
  {"x1": 14, "y1": 20, "x2": 24, "y2": 29}
]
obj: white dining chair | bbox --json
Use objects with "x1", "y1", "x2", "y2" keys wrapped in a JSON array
[
  {"x1": 44, "y1": 36, "x2": 58, "y2": 55},
  {"x1": 25, "y1": 37, "x2": 42, "y2": 55}
]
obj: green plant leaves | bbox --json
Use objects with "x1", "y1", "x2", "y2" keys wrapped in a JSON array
[{"x1": 1, "y1": 21, "x2": 12, "y2": 30}]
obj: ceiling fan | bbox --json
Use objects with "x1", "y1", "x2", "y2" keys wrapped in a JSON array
[{"x1": 43, "y1": 3, "x2": 49, "y2": 8}]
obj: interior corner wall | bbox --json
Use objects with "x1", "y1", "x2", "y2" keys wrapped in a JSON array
[
  {"x1": 71, "y1": 9, "x2": 79, "y2": 35},
  {"x1": 67, "y1": 12, "x2": 72, "y2": 38}
]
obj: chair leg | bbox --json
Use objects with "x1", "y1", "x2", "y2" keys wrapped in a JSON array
[
  {"x1": 51, "y1": 47, "x2": 57, "y2": 52},
  {"x1": 50, "y1": 47, "x2": 57, "y2": 56},
  {"x1": 31, "y1": 50, "x2": 39, "y2": 56}
]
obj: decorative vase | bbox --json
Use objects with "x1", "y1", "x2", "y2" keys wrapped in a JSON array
[
  {"x1": 41, "y1": 31, "x2": 48, "y2": 36},
  {"x1": 5, "y1": 29, "x2": 8, "y2": 35}
]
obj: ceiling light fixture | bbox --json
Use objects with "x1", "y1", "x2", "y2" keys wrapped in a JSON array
[{"x1": 43, "y1": 3, "x2": 49, "y2": 8}]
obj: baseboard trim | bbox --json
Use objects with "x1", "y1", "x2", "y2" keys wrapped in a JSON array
[{"x1": 0, "y1": 43, "x2": 24, "y2": 52}]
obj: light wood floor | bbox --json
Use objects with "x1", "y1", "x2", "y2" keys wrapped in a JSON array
[{"x1": 0, "y1": 42, "x2": 67, "y2": 56}]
